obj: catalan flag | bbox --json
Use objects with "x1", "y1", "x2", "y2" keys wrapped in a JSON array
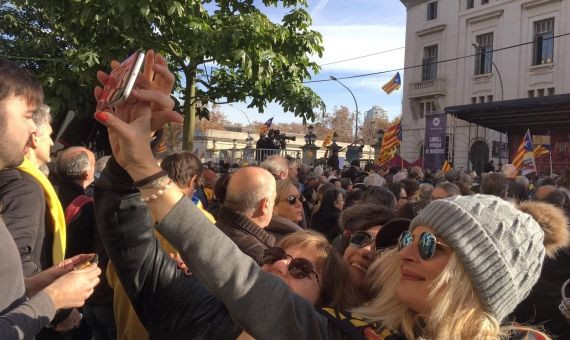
[
  {"x1": 512, "y1": 129, "x2": 533, "y2": 169},
  {"x1": 258, "y1": 117, "x2": 273, "y2": 135},
  {"x1": 381, "y1": 72, "x2": 401, "y2": 95},
  {"x1": 533, "y1": 144, "x2": 551, "y2": 159},
  {"x1": 377, "y1": 119, "x2": 402, "y2": 165},
  {"x1": 512, "y1": 129, "x2": 537, "y2": 175},
  {"x1": 441, "y1": 160, "x2": 452, "y2": 172}
]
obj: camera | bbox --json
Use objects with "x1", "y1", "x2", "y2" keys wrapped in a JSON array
[{"x1": 268, "y1": 129, "x2": 296, "y2": 149}]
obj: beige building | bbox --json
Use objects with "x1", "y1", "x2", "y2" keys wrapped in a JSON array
[{"x1": 400, "y1": 0, "x2": 569, "y2": 172}]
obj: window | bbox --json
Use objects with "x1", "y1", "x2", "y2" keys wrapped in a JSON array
[
  {"x1": 467, "y1": 0, "x2": 474, "y2": 9},
  {"x1": 481, "y1": 0, "x2": 489, "y2": 4},
  {"x1": 474, "y1": 33, "x2": 493, "y2": 75},
  {"x1": 427, "y1": 1, "x2": 438, "y2": 21},
  {"x1": 547, "y1": 87, "x2": 555, "y2": 96},
  {"x1": 422, "y1": 45, "x2": 438, "y2": 81},
  {"x1": 537, "y1": 88, "x2": 545, "y2": 97},
  {"x1": 471, "y1": 97, "x2": 477, "y2": 104},
  {"x1": 528, "y1": 90, "x2": 535, "y2": 97},
  {"x1": 533, "y1": 18, "x2": 554, "y2": 65},
  {"x1": 479, "y1": 96, "x2": 485, "y2": 103},
  {"x1": 487, "y1": 95, "x2": 493, "y2": 102}
]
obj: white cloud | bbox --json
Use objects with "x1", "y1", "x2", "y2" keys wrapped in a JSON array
[{"x1": 312, "y1": 25, "x2": 406, "y2": 73}]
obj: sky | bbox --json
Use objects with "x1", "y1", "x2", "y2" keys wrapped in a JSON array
[{"x1": 219, "y1": 0, "x2": 407, "y2": 127}]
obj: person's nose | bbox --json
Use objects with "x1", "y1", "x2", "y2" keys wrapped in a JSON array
[
  {"x1": 269, "y1": 258, "x2": 290, "y2": 279},
  {"x1": 399, "y1": 240, "x2": 421, "y2": 263}
]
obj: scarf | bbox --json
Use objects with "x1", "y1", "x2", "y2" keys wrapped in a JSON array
[{"x1": 17, "y1": 158, "x2": 66, "y2": 264}]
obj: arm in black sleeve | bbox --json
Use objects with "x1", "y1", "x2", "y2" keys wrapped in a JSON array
[
  {"x1": 94, "y1": 158, "x2": 241, "y2": 339},
  {"x1": 0, "y1": 173, "x2": 43, "y2": 277},
  {"x1": 64, "y1": 203, "x2": 95, "y2": 258}
]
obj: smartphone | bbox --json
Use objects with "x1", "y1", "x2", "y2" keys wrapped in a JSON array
[
  {"x1": 96, "y1": 51, "x2": 145, "y2": 110},
  {"x1": 74, "y1": 254, "x2": 99, "y2": 270}
]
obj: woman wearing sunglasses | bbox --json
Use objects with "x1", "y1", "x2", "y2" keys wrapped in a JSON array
[
  {"x1": 354, "y1": 195, "x2": 568, "y2": 339},
  {"x1": 266, "y1": 180, "x2": 304, "y2": 241},
  {"x1": 94, "y1": 53, "x2": 567, "y2": 339}
]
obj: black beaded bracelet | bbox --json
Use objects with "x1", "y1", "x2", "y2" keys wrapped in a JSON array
[{"x1": 133, "y1": 170, "x2": 167, "y2": 188}]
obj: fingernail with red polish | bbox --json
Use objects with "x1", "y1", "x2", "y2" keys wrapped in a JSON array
[{"x1": 95, "y1": 111, "x2": 109, "y2": 122}]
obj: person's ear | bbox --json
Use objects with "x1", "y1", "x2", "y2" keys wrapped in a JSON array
[
  {"x1": 30, "y1": 133, "x2": 39, "y2": 149},
  {"x1": 188, "y1": 175, "x2": 198, "y2": 191}
]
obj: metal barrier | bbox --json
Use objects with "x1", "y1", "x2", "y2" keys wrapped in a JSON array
[{"x1": 215, "y1": 148, "x2": 302, "y2": 164}]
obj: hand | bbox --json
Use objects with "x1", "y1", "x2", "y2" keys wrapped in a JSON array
[
  {"x1": 53, "y1": 308, "x2": 82, "y2": 333},
  {"x1": 169, "y1": 253, "x2": 192, "y2": 276},
  {"x1": 43, "y1": 263, "x2": 101, "y2": 310},
  {"x1": 26, "y1": 254, "x2": 96, "y2": 297},
  {"x1": 93, "y1": 50, "x2": 183, "y2": 180}
]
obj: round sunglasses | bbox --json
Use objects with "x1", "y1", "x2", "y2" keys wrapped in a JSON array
[
  {"x1": 284, "y1": 194, "x2": 303, "y2": 205},
  {"x1": 262, "y1": 247, "x2": 320, "y2": 285},
  {"x1": 349, "y1": 231, "x2": 375, "y2": 248},
  {"x1": 398, "y1": 230, "x2": 451, "y2": 260}
]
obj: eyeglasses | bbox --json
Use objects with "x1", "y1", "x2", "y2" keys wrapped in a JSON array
[
  {"x1": 398, "y1": 230, "x2": 451, "y2": 260},
  {"x1": 349, "y1": 231, "x2": 375, "y2": 248},
  {"x1": 285, "y1": 194, "x2": 303, "y2": 205},
  {"x1": 399, "y1": 196, "x2": 408, "y2": 200},
  {"x1": 262, "y1": 247, "x2": 320, "y2": 285}
]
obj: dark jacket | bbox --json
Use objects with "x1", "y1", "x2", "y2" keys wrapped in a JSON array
[
  {"x1": 310, "y1": 208, "x2": 342, "y2": 243},
  {"x1": 57, "y1": 180, "x2": 113, "y2": 305},
  {"x1": 512, "y1": 248, "x2": 570, "y2": 339},
  {"x1": 216, "y1": 206, "x2": 275, "y2": 265},
  {"x1": 94, "y1": 158, "x2": 241, "y2": 340},
  {"x1": 0, "y1": 169, "x2": 51, "y2": 275},
  {"x1": 266, "y1": 216, "x2": 303, "y2": 241}
]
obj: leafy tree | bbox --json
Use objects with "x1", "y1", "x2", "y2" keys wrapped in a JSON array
[{"x1": 1, "y1": 0, "x2": 325, "y2": 150}]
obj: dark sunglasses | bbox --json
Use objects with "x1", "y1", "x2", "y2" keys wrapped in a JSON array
[
  {"x1": 398, "y1": 230, "x2": 451, "y2": 260},
  {"x1": 262, "y1": 247, "x2": 320, "y2": 284},
  {"x1": 349, "y1": 231, "x2": 375, "y2": 248},
  {"x1": 285, "y1": 194, "x2": 303, "y2": 205}
]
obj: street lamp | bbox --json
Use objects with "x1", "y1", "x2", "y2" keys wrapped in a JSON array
[
  {"x1": 377, "y1": 129, "x2": 385, "y2": 148},
  {"x1": 304, "y1": 125, "x2": 316, "y2": 145},
  {"x1": 473, "y1": 42, "x2": 506, "y2": 166},
  {"x1": 472, "y1": 42, "x2": 504, "y2": 101},
  {"x1": 245, "y1": 134, "x2": 254, "y2": 148},
  {"x1": 330, "y1": 75, "x2": 359, "y2": 142}
]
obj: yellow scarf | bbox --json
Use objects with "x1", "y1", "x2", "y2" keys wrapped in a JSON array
[{"x1": 17, "y1": 158, "x2": 66, "y2": 264}]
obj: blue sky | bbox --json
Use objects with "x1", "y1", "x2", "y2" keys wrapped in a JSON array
[{"x1": 220, "y1": 0, "x2": 407, "y2": 126}]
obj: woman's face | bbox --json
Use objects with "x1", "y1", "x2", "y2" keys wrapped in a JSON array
[
  {"x1": 343, "y1": 226, "x2": 381, "y2": 288},
  {"x1": 394, "y1": 226, "x2": 452, "y2": 314},
  {"x1": 276, "y1": 185, "x2": 303, "y2": 222},
  {"x1": 334, "y1": 193, "x2": 345, "y2": 210},
  {"x1": 261, "y1": 245, "x2": 321, "y2": 305},
  {"x1": 395, "y1": 188, "x2": 408, "y2": 210}
]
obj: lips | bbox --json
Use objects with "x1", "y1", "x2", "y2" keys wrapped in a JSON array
[
  {"x1": 401, "y1": 268, "x2": 426, "y2": 281},
  {"x1": 351, "y1": 263, "x2": 367, "y2": 273}
]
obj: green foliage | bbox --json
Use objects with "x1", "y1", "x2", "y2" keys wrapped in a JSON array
[{"x1": 0, "y1": 0, "x2": 325, "y2": 147}]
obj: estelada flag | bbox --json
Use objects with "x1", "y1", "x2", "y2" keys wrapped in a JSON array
[
  {"x1": 258, "y1": 117, "x2": 273, "y2": 135},
  {"x1": 512, "y1": 129, "x2": 537, "y2": 175},
  {"x1": 381, "y1": 72, "x2": 401, "y2": 95},
  {"x1": 441, "y1": 160, "x2": 452, "y2": 172},
  {"x1": 322, "y1": 135, "x2": 332, "y2": 148}
]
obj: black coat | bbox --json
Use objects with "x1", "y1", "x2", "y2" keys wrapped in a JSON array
[{"x1": 95, "y1": 158, "x2": 242, "y2": 340}]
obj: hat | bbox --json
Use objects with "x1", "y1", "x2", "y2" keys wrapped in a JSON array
[
  {"x1": 375, "y1": 218, "x2": 411, "y2": 250},
  {"x1": 410, "y1": 194, "x2": 569, "y2": 322}
]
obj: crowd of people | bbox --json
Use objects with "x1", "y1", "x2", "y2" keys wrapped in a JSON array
[{"x1": 1, "y1": 51, "x2": 570, "y2": 340}]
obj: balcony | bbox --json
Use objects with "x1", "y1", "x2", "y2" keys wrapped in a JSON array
[{"x1": 408, "y1": 79, "x2": 446, "y2": 99}]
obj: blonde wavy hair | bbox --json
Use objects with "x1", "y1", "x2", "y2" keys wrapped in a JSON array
[{"x1": 353, "y1": 248, "x2": 546, "y2": 339}]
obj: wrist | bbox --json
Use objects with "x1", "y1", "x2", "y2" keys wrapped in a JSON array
[
  {"x1": 125, "y1": 163, "x2": 163, "y2": 182},
  {"x1": 43, "y1": 285, "x2": 62, "y2": 310}
]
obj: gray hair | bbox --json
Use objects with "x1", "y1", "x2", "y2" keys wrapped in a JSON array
[
  {"x1": 260, "y1": 155, "x2": 288, "y2": 178},
  {"x1": 33, "y1": 104, "x2": 52, "y2": 136},
  {"x1": 419, "y1": 183, "x2": 434, "y2": 202},
  {"x1": 515, "y1": 175, "x2": 530, "y2": 188},
  {"x1": 56, "y1": 150, "x2": 90, "y2": 179},
  {"x1": 225, "y1": 180, "x2": 274, "y2": 215}
]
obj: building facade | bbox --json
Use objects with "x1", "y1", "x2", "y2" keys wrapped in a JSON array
[{"x1": 400, "y1": 0, "x2": 570, "y2": 172}]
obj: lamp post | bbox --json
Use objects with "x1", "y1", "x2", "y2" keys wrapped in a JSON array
[
  {"x1": 330, "y1": 76, "x2": 359, "y2": 142},
  {"x1": 244, "y1": 133, "x2": 254, "y2": 164},
  {"x1": 302, "y1": 125, "x2": 319, "y2": 165},
  {"x1": 472, "y1": 42, "x2": 505, "y2": 166}
]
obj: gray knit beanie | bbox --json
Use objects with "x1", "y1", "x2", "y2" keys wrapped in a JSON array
[{"x1": 409, "y1": 194, "x2": 545, "y2": 322}]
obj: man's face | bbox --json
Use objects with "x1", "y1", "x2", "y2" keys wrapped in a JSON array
[
  {"x1": 0, "y1": 96, "x2": 37, "y2": 169},
  {"x1": 34, "y1": 123, "x2": 54, "y2": 165}
]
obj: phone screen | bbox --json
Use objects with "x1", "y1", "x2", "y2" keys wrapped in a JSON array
[{"x1": 96, "y1": 51, "x2": 145, "y2": 110}]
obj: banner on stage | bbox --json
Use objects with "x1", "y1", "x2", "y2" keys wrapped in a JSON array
[{"x1": 423, "y1": 113, "x2": 447, "y2": 171}]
